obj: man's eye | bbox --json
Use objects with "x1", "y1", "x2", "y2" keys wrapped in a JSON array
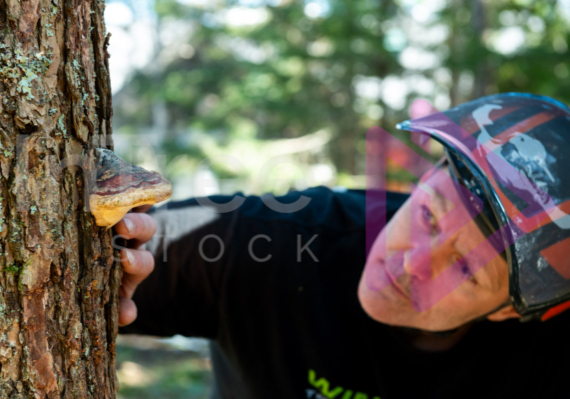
[
  {"x1": 459, "y1": 259, "x2": 470, "y2": 276},
  {"x1": 421, "y1": 205, "x2": 437, "y2": 232},
  {"x1": 458, "y1": 258, "x2": 476, "y2": 284}
]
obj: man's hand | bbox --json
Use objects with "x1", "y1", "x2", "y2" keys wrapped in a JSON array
[{"x1": 114, "y1": 205, "x2": 157, "y2": 327}]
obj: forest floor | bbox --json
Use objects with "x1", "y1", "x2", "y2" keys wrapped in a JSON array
[{"x1": 116, "y1": 335, "x2": 212, "y2": 399}]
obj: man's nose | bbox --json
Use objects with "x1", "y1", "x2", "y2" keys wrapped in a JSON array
[{"x1": 403, "y1": 245, "x2": 432, "y2": 281}]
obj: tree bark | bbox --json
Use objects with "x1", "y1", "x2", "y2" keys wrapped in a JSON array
[{"x1": 0, "y1": 0, "x2": 119, "y2": 398}]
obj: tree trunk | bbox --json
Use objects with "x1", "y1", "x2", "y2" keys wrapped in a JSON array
[{"x1": 0, "y1": 0, "x2": 119, "y2": 398}]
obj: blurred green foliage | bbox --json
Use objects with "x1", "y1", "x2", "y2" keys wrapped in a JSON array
[
  {"x1": 112, "y1": 0, "x2": 570, "y2": 190},
  {"x1": 116, "y1": 343, "x2": 212, "y2": 399}
]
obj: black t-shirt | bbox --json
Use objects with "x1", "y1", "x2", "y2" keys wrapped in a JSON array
[{"x1": 120, "y1": 187, "x2": 570, "y2": 399}]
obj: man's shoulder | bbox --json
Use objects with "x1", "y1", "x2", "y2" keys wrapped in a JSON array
[
  {"x1": 237, "y1": 186, "x2": 410, "y2": 231},
  {"x1": 238, "y1": 186, "x2": 366, "y2": 231}
]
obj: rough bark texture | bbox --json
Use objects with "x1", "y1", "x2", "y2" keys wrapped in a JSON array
[{"x1": 0, "y1": 0, "x2": 119, "y2": 398}]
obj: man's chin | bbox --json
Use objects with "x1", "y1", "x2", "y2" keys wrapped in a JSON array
[
  {"x1": 357, "y1": 277, "x2": 459, "y2": 332},
  {"x1": 357, "y1": 277, "x2": 415, "y2": 326}
]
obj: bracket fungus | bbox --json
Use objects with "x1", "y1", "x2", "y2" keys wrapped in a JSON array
[{"x1": 90, "y1": 148, "x2": 173, "y2": 228}]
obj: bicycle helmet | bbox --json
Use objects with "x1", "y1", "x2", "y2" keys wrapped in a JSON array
[{"x1": 397, "y1": 93, "x2": 570, "y2": 321}]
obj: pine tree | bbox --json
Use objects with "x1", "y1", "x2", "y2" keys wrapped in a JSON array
[{"x1": 0, "y1": 0, "x2": 120, "y2": 397}]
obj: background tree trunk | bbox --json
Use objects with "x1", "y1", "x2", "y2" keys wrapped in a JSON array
[{"x1": 0, "y1": 0, "x2": 119, "y2": 398}]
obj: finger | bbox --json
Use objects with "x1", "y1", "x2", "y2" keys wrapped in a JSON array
[
  {"x1": 118, "y1": 297, "x2": 138, "y2": 327},
  {"x1": 114, "y1": 213, "x2": 157, "y2": 247},
  {"x1": 410, "y1": 98, "x2": 439, "y2": 120},
  {"x1": 132, "y1": 204, "x2": 153, "y2": 213},
  {"x1": 120, "y1": 248, "x2": 155, "y2": 299}
]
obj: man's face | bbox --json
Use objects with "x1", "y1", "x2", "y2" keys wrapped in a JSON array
[{"x1": 358, "y1": 165, "x2": 513, "y2": 331}]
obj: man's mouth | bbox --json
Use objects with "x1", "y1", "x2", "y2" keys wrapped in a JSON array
[
  {"x1": 382, "y1": 251, "x2": 410, "y2": 298},
  {"x1": 385, "y1": 266, "x2": 410, "y2": 299},
  {"x1": 364, "y1": 253, "x2": 411, "y2": 300}
]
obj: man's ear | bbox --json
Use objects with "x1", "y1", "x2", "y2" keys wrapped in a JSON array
[{"x1": 487, "y1": 305, "x2": 521, "y2": 322}]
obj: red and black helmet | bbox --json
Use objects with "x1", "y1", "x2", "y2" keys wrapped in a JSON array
[{"x1": 397, "y1": 93, "x2": 570, "y2": 321}]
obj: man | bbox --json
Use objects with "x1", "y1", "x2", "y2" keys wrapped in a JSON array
[{"x1": 117, "y1": 94, "x2": 570, "y2": 398}]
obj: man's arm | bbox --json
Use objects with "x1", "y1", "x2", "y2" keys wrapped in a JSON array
[
  {"x1": 114, "y1": 188, "x2": 365, "y2": 338},
  {"x1": 116, "y1": 197, "x2": 238, "y2": 339}
]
